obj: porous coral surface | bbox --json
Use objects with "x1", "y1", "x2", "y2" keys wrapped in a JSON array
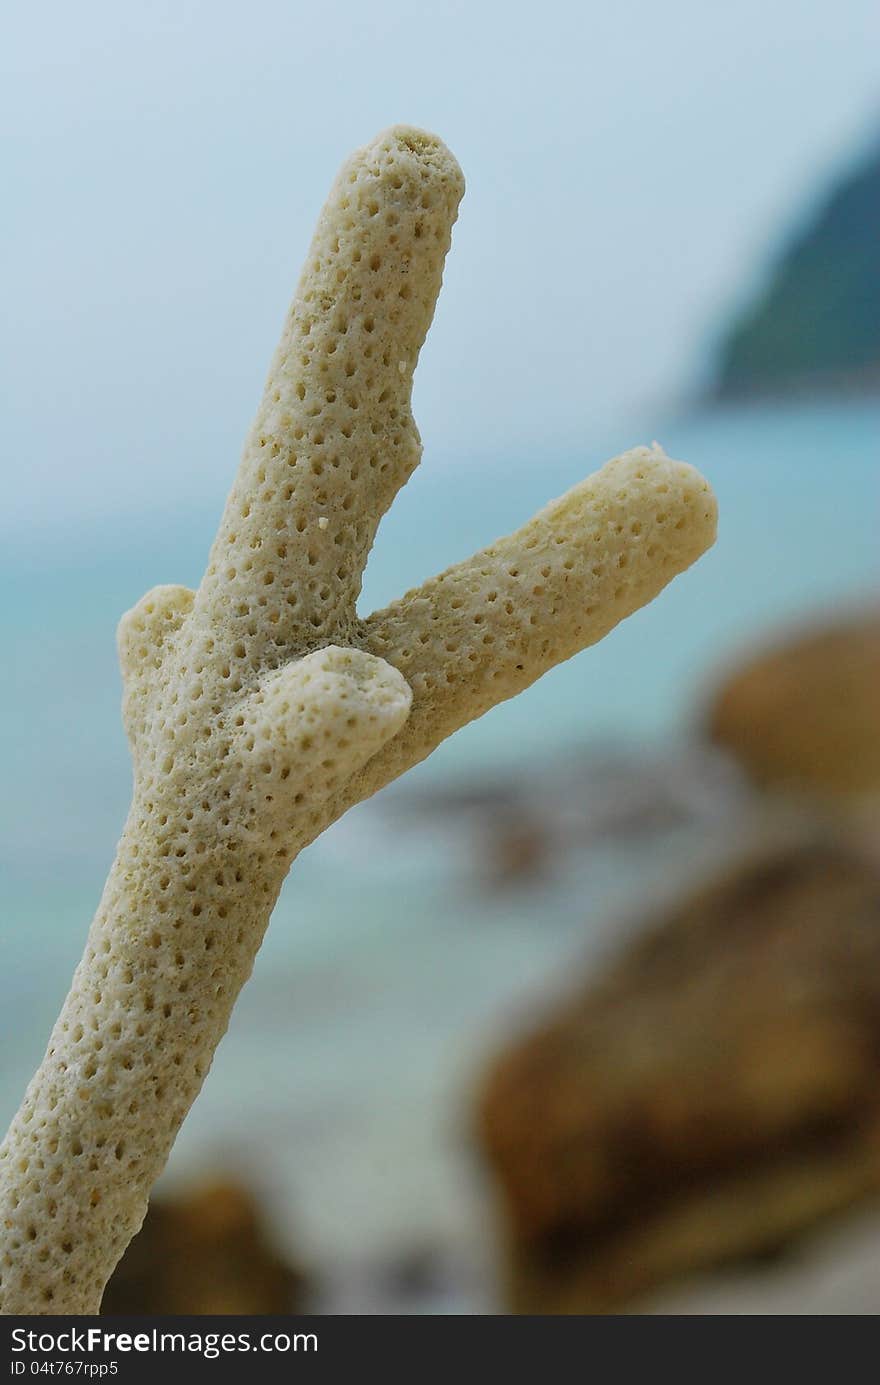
[{"x1": 0, "y1": 126, "x2": 717, "y2": 1312}]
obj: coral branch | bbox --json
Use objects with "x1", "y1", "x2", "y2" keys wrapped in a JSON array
[
  {"x1": 235, "y1": 646, "x2": 412, "y2": 804},
  {"x1": 195, "y1": 126, "x2": 463, "y2": 656},
  {"x1": 0, "y1": 126, "x2": 717, "y2": 1314},
  {"x1": 357, "y1": 446, "x2": 715, "y2": 782}
]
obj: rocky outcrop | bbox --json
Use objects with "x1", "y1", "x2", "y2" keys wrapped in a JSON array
[
  {"x1": 476, "y1": 830, "x2": 880, "y2": 1313},
  {"x1": 712, "y1": 138, "x2": 880, "y2": 399},
  {"x1": 707, "y1": 610, "x2": 880, "y2": 801},
  {"x1": 102, "y1": 1179, "x2": 305, "y2": 1315},
  {"x1": 388, "y1": 745, "x2": 747, "y2": 889}
]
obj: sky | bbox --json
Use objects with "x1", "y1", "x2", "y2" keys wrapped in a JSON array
[{"x1": 2, "y1": 0, "x2": 878, "y2": 537}]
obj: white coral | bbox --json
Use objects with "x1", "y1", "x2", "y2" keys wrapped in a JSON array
[{"x1": 0, "y1": 126, "x2": 717, "y2": 1313}]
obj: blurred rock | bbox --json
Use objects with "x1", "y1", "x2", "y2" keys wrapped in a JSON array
[
  {"x1": 711, "y1": 136, "x2": 880, "y2": 400},
  {"x1": 708, "y1": 610, "x2": 880, "y2": 801},
  {"x1": 102, "y1": 1178, "x2": 306, "y2": 1315},
  {"x1": 387, "y1": 745, "x2": 747, "y2": 890},
  {"x1": 476, "y1": 829, "x2": 880, "y2": 1313},
  {"x1": 486, "y1": 813, "x2": 551, "y2": 888}
]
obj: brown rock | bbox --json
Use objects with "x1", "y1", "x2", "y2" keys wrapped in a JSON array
[
  {"x1": 476, "y1": 830, "x2": 880, "y2": 1313},
  {"x1": 486, "y1": 814, "x2": 551, "y2": 888},
  {"x1": 102, "y1": 1178, "x2": 305, "y2": 1315},
  {"x1": 707, "y1": 609, "x2": 880, "y2": 800}
]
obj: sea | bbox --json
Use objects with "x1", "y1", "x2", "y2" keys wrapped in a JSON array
[{"x1": 1, "y1": 397, "x2": 878, "y2": 1310}]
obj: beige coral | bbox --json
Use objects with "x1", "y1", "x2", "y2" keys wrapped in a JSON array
[{"x1": 0, "y1": 125, "x2": 717, "y2": 1313}]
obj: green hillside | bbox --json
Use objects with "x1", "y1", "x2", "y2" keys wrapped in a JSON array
[{"x1": 714, "y1": 139, "x2": 880, "y2": 399}]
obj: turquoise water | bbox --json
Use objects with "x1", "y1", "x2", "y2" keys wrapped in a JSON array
[
  {"x1": 1, "y1": 398, "x2": 878, "y2": 1295},
  {"x1": 2, "y1": 397, "x2": 877, "y2": 876}
]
